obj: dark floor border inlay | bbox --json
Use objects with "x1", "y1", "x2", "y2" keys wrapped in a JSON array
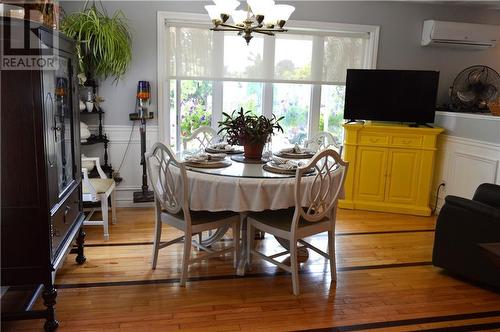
[
  {"x1": 55, "y1": 261, "x2": 432, "y2": 289},
  {"x1": 83, "y1": 229, "x2": 435, "y2": 248},
  {"x1": 336, "y1": 229, "x2": 435, "y2": 236},
  {"x1": 415, "y1": 321, "x2": 500, "y2": 332},
  {"x1": 85, "y1": 241, "x2": 153, "y2": 247},
  {"x1": 297, "y1": 310, "x2": 500, "y2": 332}
]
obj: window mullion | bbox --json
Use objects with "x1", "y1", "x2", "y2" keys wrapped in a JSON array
[
  {"x1": 212, "y1": 81, "x2": 223, "y2": 130},
  {"x1": 212, "y1": 33, "x2": 224, "y2": 129},
  {"x1": 309, "y1": 35, "x2": 324, "y2": 137},
  {"x1": 175, "y1": 80, "x2": 182, "y2": 149},
  {"x1": 263, "y1": 36, "x2": 275, "y2": 118}
]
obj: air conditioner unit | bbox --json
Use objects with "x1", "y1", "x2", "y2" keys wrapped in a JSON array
[{"x1": 421, "y1": 20, "x2": 500, "y2": 49}]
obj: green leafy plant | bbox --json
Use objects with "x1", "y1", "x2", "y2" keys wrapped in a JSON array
[
  {"x1": 218, "y1": 108, "x2": 284, "y2": 146},
  {"x1": 181, "y1": 106, "x2": 212, "y2": 137},
  {"x1": 61, "y1": 4, "x2": 132, "y2": 81}
]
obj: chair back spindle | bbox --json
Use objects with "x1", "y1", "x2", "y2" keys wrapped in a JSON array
[
  {"x1": 146, "y1": 142, "x2": 188, "y2": 216},
  {"x1": 294, "y1": 149, "x2": 348, "y2": 224}
]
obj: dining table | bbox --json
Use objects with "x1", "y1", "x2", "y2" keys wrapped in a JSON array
[{"x1": 174, "y1": 149, "x2": 343, "y2": 275}]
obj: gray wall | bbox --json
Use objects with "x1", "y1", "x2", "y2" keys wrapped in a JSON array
[
  {"x1": 434, "y1": 112, "x2": 500, "y2": 143},
  {"x1": 62, "y1": 1, "x2": 500, "y2": 126}
]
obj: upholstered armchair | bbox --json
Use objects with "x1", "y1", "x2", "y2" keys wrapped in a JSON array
[{"x1": 432, "y1": 183, "x2": 500, "y2": 289}]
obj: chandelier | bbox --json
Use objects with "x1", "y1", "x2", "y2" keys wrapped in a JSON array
[{"x1": 205, "y1": 0, "x2": 295, "y2": 45}]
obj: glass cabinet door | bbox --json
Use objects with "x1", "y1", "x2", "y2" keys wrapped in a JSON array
[
  {"x1": 54, "y1": 57, "x2": 74, "y2": 195},
  {"x1": 44, "y1": 54, "x2": 76, "y2": 205}
]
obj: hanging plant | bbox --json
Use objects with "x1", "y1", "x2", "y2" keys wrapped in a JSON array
[{"x1": 61, "y1": 3, "x2": 132, "y2": 82}]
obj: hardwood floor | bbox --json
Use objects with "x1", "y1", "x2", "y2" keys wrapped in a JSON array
[{"x1": 3, "y1": 208, "x2": 500, "y2": 331}]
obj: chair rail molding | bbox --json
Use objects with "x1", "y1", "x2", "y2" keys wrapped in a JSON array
[
  {"x1": 85, "y1": 125, "x2": 159, "y2": 207},
  {"x1": 432, "y1": 134, "x2": 500, "y2": 213}
]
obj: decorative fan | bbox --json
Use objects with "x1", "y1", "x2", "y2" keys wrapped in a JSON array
[{"x1": 450, "y1": 65, "x2": 500, "y2": 112}]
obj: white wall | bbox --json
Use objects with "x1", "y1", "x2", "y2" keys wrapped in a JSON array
[{"x1": 432, "y1": 113, "x2": 500, "y2": 212}]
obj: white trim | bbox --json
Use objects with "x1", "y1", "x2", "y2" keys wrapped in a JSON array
[
  {"x1": 436, "y1": 111, "x2": 500, "y2": 122},
  {"x1": 442, "y1": 134, "x2": 500, "y2": 150},
  {"x1": 432, "y1": 133, "x2": 500, "y2": 212},
  {"x1": 452, "y1": 151, "x2": 499, "y2": 183},
  {"x1": 157, "y1": 11, "x2": 168, "y2": 143}
]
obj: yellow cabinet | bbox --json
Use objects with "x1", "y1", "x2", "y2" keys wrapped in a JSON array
[{"x1": 339, "y1": 122, "x2": 443, "y2": 216}]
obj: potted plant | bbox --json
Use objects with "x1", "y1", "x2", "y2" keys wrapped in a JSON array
[
  {"x1": 218, "y1": 108, "x2": 284, "y2": 159},
  {"x1": 61, "y1": 4, "x2": 132, "y2": 82}
]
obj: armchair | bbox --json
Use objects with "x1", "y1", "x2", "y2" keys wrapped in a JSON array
[{"x1": 432, "y1": 183, "x2": 500, "y2": 289}]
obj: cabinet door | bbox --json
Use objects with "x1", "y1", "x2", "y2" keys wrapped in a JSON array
[
  {"x1": 385, "y1": 149, "x2": 421, "y2": 204},
  {"x1": 353, "y1": 146, "x2": 388, "y2": 202},
  {"x1": 43, "y1": 54, "x2": 78, "y2": 207}
]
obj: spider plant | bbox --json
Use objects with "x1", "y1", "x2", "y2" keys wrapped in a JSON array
[{"x1": 61, "y1": 3, "x2": 132, "y2": 82}]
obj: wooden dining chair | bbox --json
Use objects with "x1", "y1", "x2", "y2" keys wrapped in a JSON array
[
  {"x1": 145, "y1": 142, "x2": 240, "y2": 286},
  {"x1": 246, "y1": 149, "x2": 348, "y2": 295},
  {"x1": 304, "y1": 131, "x2": 343, "y2": 156},
  {"x1": 182, "y1": 126, "x2": 219, "y2": 151}
]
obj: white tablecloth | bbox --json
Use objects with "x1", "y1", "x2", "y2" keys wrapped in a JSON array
[{"x1": 184, "y1": 170, "x2": 343, "y2": 212}]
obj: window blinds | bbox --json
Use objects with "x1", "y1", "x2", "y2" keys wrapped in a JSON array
[{"x1": 166, "y1": 23, "x2": 370, "y2": 85}]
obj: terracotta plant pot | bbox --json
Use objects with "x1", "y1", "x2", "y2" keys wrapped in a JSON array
[{"x1": 243, "y1": 143, "x2": 265, "y2": 159}]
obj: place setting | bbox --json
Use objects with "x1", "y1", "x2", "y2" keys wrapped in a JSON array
[
  {"x1": 263, "y1": 155, "x2": 315, "y2": 175},
  {"x1": 183, "y1": 152, "x2": 232, "y2": 168},
  {"x1": 205, "y1": 142, "x2": 244, "y2": 154},
  {"x1": 274, "y1": 144, "x2": 315, "y2": 159}
]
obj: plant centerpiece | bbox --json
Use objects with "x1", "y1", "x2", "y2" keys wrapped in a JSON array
[
  {"x1": 218, "y1": 108, "x2": 284, "y2": 159},
  {"x1": 61, "y1": 4, "x2": 132, "y2": 83}
]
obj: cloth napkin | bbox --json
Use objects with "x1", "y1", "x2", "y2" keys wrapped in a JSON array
[
  {"x1": 280, "y1": 144, "x2": 311, "y2": 155},
  {"x1": 209, "y1": 143, "x2": 233, "y2": 151},
  {"x1": 184, "y1": 152, "x2": 226, "y2": 163},
  {"x1": 271, "y1": 156, "x2": 304, "y2": 170}
]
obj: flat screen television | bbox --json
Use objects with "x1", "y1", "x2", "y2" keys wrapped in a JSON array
[{"x1": 343, "y1": 69, "x2": 439, "y2": 124}]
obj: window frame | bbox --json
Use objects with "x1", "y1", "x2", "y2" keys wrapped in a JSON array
[{"x1": 157, "y1": 11, "x2": 379, "y2": 147}]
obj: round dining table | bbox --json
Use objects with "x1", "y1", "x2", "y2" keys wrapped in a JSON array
[{"x1": 175, "y1": 151, "x2": 342, "y2": 275}]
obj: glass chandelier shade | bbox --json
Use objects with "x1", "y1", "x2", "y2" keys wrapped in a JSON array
[{"x1": 205, "y1": 0, "x2": 295, "y2": 44}]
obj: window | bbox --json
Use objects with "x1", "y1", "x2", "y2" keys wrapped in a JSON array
[
  {"x1": 223, "y1": 81, "x2": 263, "y2": 116},
  {"x1": 159, "y1": 13, "x2": 379, "y2": 149},
  {"x1": 273, "y1": 83, "x2": 311, "y2": 148}
]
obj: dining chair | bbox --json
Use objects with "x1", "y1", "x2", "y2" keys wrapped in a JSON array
[
  {"x1": 81, "y1": 157, "x2": 117, "y2": 240},
  {"x1": 304, "y1": 131, "x2": 343, "y2": 156},
  {"x1": 182, "y1": 126, "x2": 219, "y2": 151},
  {"x1": 246, "y1": 149, "x2": 348, "y2": 295},
  {"x1": 146, "y1": 142, "x2": 240, "y2": 286}
]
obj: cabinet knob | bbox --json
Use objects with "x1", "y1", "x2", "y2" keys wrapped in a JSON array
[{"x1": 63, "y1": 205, "x2": 71, "y2": 224}]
